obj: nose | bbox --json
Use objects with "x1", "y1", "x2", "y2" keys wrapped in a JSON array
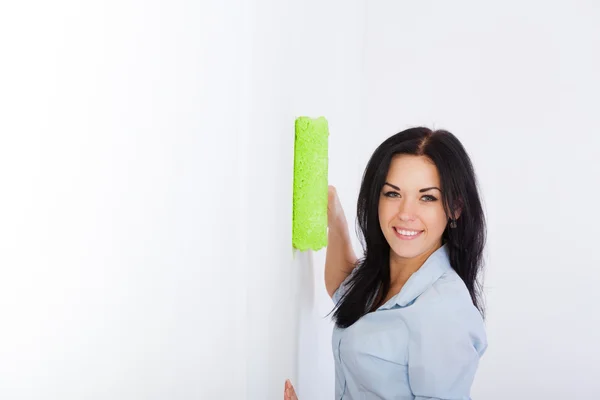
[{"x1": 397, "y1": 199, "x2": 417, "y2": 222}]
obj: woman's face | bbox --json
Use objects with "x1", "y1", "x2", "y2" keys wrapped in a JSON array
[{"x1": 378, "y1": 154, "x2": 450, "y2": 260}]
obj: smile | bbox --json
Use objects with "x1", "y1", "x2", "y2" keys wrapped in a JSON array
[{"x1": 393, "y1": 227, "x2": 424, "y2": 240}]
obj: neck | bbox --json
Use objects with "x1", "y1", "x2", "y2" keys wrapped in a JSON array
[{"x1": 389, "y1": 241, "x2": 443, "y2": 288}]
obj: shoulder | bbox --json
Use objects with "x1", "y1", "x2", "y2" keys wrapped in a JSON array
[
  {"x1": 406, "y1": 270, "x2": 487, "y2": 351},
  {"x1": 433, "y1": 268, "x2": 473, "y2": 301}
]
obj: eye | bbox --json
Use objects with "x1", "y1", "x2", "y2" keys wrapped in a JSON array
[
  {"x1": 421, "y1": 195, "x2": 438, "y2": 202},
  {"x1": 384, "y1": 191, "x2": 400, "y2": 198}
]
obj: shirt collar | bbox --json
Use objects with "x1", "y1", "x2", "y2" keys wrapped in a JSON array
[{"x1": 378, "y1": 244, "x2": 452, "y2": 310}]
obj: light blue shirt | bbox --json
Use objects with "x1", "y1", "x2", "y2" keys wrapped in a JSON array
[{"x1": 331, "y1": 244, "x2": 487, "y2": 400}]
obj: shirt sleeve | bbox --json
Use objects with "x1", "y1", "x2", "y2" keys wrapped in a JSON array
[
  {"x1": 331, "y1": 266, "x2": 359, "y2": 305},
  {"x1": 407, "y1": 304, "x2": 487, "y2": 400}
]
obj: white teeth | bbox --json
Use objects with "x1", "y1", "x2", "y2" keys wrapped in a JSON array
[{"x1": 395, "y1": 228, "x2": 420, "y2": 236}]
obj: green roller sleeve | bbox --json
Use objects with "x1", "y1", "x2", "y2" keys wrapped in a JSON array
[{"x1": 292, "y1": 116, "x2": 329, "y2": 251}]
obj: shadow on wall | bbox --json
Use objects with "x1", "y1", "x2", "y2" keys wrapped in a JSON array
[{"x1": 291, "y1": 248, "x2": 316, "y2": 398}]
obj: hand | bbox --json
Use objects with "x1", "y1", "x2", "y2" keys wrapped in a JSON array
[
  {"x1": 327, "y1": 185, "x2": 347, "y2": 230},
  {"x1": 284, "y1": 379, "x2": 298, "y2": 400}
]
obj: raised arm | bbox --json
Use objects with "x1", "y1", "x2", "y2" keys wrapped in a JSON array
[{"x1": 325, "y1": 185, "x2": 358, "y2": 299}]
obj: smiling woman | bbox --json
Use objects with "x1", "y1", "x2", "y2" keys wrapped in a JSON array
[{"x1": 328, "y1": 127, "x2": 487, "y2": 399}]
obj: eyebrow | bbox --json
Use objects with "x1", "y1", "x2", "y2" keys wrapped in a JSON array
[{"x1": 383, "y1": 182, "x2": 441, "y2": 193}]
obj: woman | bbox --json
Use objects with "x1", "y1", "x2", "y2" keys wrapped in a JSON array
[{"x1": 285, "y1": 127, "x2": 487, "y2": 400}]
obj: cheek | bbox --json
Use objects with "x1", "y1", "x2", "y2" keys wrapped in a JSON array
[
  {"x1": 378, "y1": 202, "x2": 395, "y2": 224},
  {"x1": 423, "y1": 207, "x2": 448, "y2": 233}
]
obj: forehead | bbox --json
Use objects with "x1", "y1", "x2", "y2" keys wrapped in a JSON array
[{"x1": 385, "y1": 154, "x2": 440, "y2": 187}]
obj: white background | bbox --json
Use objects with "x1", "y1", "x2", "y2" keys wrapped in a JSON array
[{"x1": 1, "y1": 1, "x2": 598, "y2": 399}]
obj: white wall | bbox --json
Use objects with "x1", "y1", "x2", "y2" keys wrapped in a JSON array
[
  {"x1": 0, "y1": 1, "x2": 250, "y2": 399},
  {"x1": 0, "y1": 0, "x2": 367, "y2": 399}
]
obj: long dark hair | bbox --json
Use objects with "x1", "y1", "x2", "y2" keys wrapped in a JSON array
[{"x1": 333, "y1": 127, "x2": 486, "y2": 329}]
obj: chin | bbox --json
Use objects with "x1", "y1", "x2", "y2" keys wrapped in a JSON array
[{"x1": 389, "y1": 245, "x2": 423, "y2": 260}]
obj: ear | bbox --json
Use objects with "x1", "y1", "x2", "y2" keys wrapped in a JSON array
[
  {"x1": 453, "y1": 206, "x2": 462, "y2": 220},
  {"x1": 449, "y1": 198, "x2": 463, "y2": 220}
]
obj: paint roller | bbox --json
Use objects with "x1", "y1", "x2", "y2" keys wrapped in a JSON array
[{"x1": 292, "y1": 116, "x2": 329, "y2": 251}]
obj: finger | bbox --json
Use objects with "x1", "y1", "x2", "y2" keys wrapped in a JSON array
[
  {"x1": 289, "y1": 383, "x2": 298, "y2": 400},
  {"x1": 284, "y1": 380, "x2": 292, "y2": 400}
]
